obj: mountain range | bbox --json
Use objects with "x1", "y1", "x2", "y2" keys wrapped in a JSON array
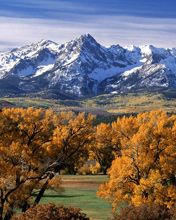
[{"x1": 0, "y1": 34, "x2": 176, "y2": 99}]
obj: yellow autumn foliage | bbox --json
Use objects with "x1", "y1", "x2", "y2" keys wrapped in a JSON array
[
  {"x1": 98, "y1": 110, "x2": 176, "y2": 211},
  {"x1": 0, "y1": 108, "x2": 94, "y2": 219}
]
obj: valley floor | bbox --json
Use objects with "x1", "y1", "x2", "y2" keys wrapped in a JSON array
[
  {"x1": 40, "y1": 175, "x2": 112, "y2": 220},
  {"x1": 1, "y1": 91, "x2": 176, "y2": 118}
]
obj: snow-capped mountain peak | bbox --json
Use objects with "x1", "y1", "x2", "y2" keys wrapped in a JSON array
[
  {"x1": 76, "y1": 33, "x2": 97, "y2": 43},
  {"x1": 0, "y1": 34, "x2": 176, "y2": 99}
]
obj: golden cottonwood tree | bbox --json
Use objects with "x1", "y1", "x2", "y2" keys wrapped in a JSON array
[
  {"x1": 90, "y1": 123, "x2": 115, "y2": 174},
  {"x1": 98, "y1": 111, "x2": 176, "y2": 211},
  {"x1": 0, "y1": 108, "x2": 94, "y2": 220}
]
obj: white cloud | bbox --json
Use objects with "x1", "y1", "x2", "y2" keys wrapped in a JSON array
[{"x1": 0, "y1": 15, "x2": 176, "y2": 51}]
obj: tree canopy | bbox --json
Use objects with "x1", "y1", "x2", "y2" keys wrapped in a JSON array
[
  {"x1": 98, "y1": 110, "x2": 176, "y2": 211},
  {"x1": 0, "y1": 108, "x2": 175, "y2": 219},
  {"x1": 0, "y1": 108, "x2": 94, "y2": 220}
]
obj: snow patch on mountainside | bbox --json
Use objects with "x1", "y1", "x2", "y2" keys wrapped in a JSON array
[
  {"x1": 90, "y1": 62, "x2": 143, "y2": 82},
  {"x1": 90, "y1": 66, "x2": 121, "y2": 82},
  {"x1": 0, "y1": 52, "x2": 19, "y2": 78},
  {"x1": 34, "y1": 64, "x2": 54, "y2": 77},
  {"x1": 122, "y1": 66, "x2": 142, "y2": 77},
  {"x1": 63, "y1": 53, "x2": 79, "y2": 66}
]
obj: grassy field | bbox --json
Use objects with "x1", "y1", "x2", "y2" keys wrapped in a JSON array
[
  {"x1": 40, "y1": 175, "x2": 112, "y2": 220},
  {"x1": 1, "y1": 91, "x2": 176, "y2": 117}
]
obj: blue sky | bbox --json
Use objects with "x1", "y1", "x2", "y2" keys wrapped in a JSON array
[{"x1": 0, "y1": 0, "x2": 176, "y2": 50}]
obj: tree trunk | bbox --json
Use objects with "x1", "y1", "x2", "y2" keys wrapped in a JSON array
[
  {"x1": 100, "y1": 165, "x2": 107, "y2": 175},
  {"x1": 3, "y1": 204, "x2": 13, "y2": 220},
  {"x1": 67, "y1": 165, "x2": 77, "y2": 175},
  {"x1": 0, "y1": 206, "x2": 3, "y2": 220},
  {"x1": 33, "y1": 173, "x2": 54, "y2": 206},
  {"x1": 33, "y1": 179, "x2": 49, "y2": 206},
  {"x1": 21, "y1": 201, "x2": 30, "y2": 212},
  {"x1": 102, "y1": 168, "x2": 107, "y2": 175}
]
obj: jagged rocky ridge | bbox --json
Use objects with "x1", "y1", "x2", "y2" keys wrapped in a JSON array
[{"x1": 0, "y1": 34, "x2": 176, "y2": 99}]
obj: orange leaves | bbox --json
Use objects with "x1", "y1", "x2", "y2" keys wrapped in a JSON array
[
  {"x1": 90, "y1": 123, "x2": 115, "y2": 174},
  {"x1": 98, "y1": 110, "x2": 176, "y2": 210},
  {"x1": 0, "y1": 108, "x2": 95, "y2": 218},
  {"x1": 12, "y1": 203, "x2": 89, "y2": 220},
  {"x1": 51, "y1": 112, "x2": 94, "y2": 158}
]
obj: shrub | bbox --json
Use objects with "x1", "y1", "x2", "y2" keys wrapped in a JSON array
[
  {"x1": 114, "y1": 204, "x2": 176, "y2": 220},
  {"x1": 12, "y1": 203, "x2": 89, "y2": 220}
]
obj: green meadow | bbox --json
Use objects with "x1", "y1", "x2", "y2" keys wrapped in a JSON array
[{"x1": 40, "y1": 175, "x2": 112, "y2": 220}]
